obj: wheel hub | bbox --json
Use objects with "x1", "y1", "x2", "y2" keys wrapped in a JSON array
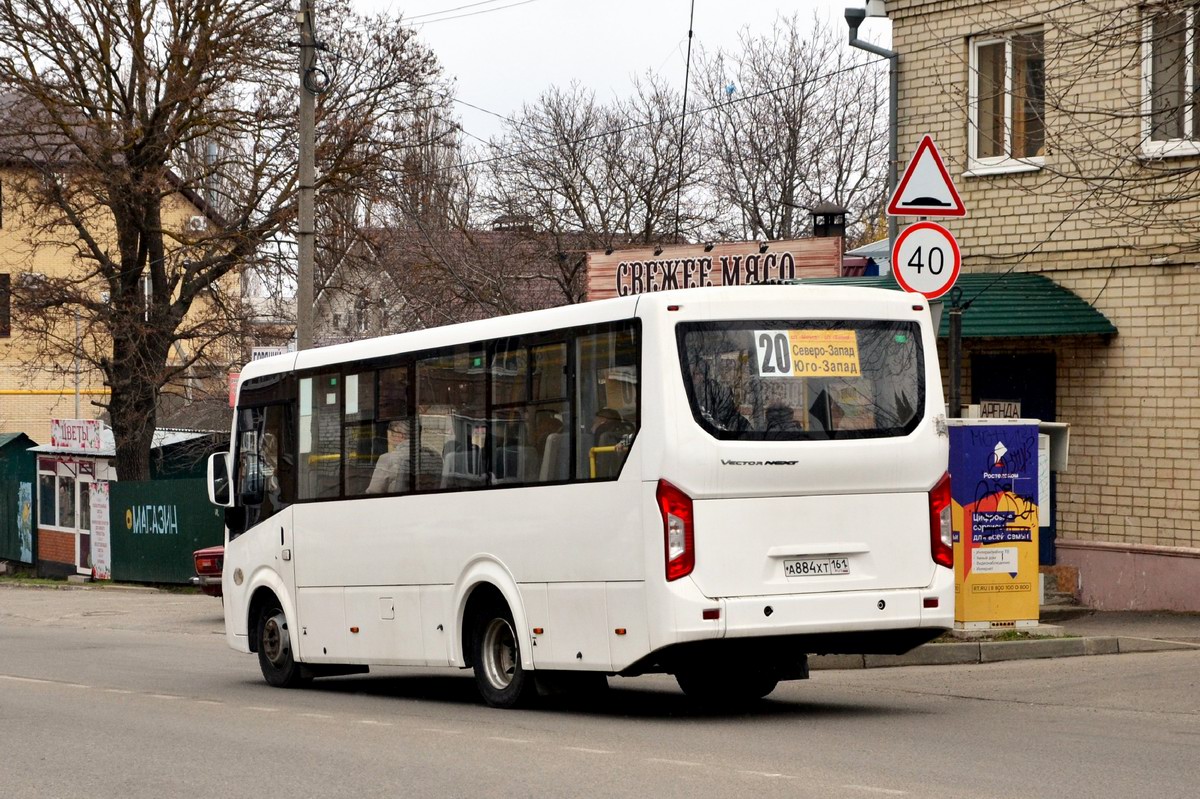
[
  {"x1": 262, "y1": 613, "x2": 290, "y2": 666},
  {"x1": 481, "y1": 617, "x2": 517, "y2": 690}
]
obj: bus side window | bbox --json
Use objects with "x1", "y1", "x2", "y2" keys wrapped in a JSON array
[
  {"x1": 298, "y1": 374, "x2": 342, "y2": 500},
  {"x1": 575, "y1": 324, "x2": 639, "y2": 481},
  {"x1": 417, "y1": 347, "x2": 486, "y2": 489},
  {"x1": 235, "y1": 404, "x2": 291, "y2": 530},
  {"x1": 344, "y1": 370, "x2": 383, "y2": 497}
]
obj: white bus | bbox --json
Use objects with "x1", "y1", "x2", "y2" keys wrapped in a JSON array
[{"x1": 208, "y1": 284, "x2": 953, "y2": 707}]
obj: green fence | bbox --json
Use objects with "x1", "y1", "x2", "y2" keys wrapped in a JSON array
[{"x1": 109, "y1": 478, "x2": 225, "y2": 584}]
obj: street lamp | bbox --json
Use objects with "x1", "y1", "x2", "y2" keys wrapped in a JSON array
[{"x1": 845, "y1": 5, "x2": 897, "y2": 255}]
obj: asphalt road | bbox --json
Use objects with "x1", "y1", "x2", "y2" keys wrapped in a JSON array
[{"x1": 1, "y1": 585, "x2": 1196, "y2": 798}]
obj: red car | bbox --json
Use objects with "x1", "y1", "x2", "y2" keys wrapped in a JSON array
[{"x1": 192, "y1": 545, "x2": 223, "y2": 598}]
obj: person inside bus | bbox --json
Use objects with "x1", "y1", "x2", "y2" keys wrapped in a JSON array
[
  {"x1": 688, "y1": 359, "x2": 750, "y2": 432},
  {"x1": 367, "y1": 420, "x2": 441, "y2": 494},
  {"x1": 533, "y1": 409, "x2": 563, "y2": 456},
  {"x1": 586, "y1": 407, "x2": 633, "y2": 478},
  {"x1": 592, "y1": 407, "x2": 627, "y2": 445},
  {"x1": 765, "y1": 403, "x2": 802, "y2": 435}
]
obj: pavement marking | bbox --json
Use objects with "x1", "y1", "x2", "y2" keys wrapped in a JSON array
[
  {"x1": 245, "y1": 706, "x2": 281, "y2": 712},
  {"x1": 488, "y1": 736, "x2": 532, "y2": 744},
  {"x1": 0, "y1": 675, "x2": 55, "y2": 685},
  {"x1": 562, "y1": 747, "x2": 613, "y2": 755},
  {"x1": 358, "y1": 719, "x2": 392, "y2": 726},
  {"x1": 420, "y1": 728, "x2": 463, "y2": 735},
  {"x1": 1120, "y1": 636, "x2": 1200, "y2": 649},
  {"x1": 104, "y1": 688, "x2": 134, "y2": 695},
  {"x1": 299, "y1": 712, "x2": 333, "y2": 719},
  {"x1": 194, "y1": 699, "x2": 224, "y2": 705},
  {"x1": 147, "y1": 693, "x2": 183, "y2": 700},
  {"x1": 645, "y1": 758, "x2": 704, "y2": 767},
  {"x1": 738, "y1": 771, "x2": 792, "y2": 779},
  {"x1": 842, "y1": 785, "x2": 907, "y2": 796},
  {"x1": 0, "y1": 674, "x2": 91, "y2": 690}
]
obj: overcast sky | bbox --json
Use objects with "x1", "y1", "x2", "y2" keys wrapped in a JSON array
[{"x1": 353, "y1": 0, "x2": 891, "y2": 142}]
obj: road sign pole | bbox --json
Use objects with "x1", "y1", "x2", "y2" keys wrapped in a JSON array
[{"x1": 948, "y1": 304, "x2": 962, "y2": 418}]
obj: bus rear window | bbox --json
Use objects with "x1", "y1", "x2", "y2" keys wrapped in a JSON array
[{"x1": 677, "y1": 320, "x2": 924, "y2": 440}]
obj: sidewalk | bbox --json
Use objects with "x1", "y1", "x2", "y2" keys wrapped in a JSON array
[{"x1": 811, "y1": 610, "x2": 1200, "y2": 671}]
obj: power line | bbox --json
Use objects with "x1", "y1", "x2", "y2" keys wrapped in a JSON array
[
  {"x1": 405, "y1": 0, "x2": 515, "y2": 22},
  {"x1": 444, "y1": 56, "x2": 886, "y2": 174},
  {"x1": 674, "y1": 0, "x2": 696, "y2": 241},
  {"x1": 411, "y1": 0, "x2": 539, "y2": 27}
]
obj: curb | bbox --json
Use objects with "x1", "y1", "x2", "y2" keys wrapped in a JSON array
[
  {"x1": 809, "y1": 635, "x2": 1196, "y2": 671},
  {"x1": 0, "y1": 579, "x2": 171, "y2": 594}
]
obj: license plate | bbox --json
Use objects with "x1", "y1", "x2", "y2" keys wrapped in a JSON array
[{"x1": 783, "y1": 557, "x2": 850, "y2": 578}]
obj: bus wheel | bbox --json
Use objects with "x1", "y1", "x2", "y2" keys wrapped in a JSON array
[
  {"x1": 675, "y1": 668, "x2": 778, "y2": 705},
  {"x1": 257, "y1": 606, "x2": 309, "y2": 688},
  {"x1": 472, "y1": 608, "x2": 534, "y2": 708}
]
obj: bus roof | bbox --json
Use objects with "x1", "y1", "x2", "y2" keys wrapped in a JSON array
[{"x1": 238, "y1": 282, "x2": 919, "y2": 383}]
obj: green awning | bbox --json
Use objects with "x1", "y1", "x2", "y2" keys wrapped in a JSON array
[{"x1": 801, "y1": 272, "x2": 1117, "y2": 338}]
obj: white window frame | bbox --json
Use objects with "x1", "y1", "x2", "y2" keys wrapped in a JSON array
[
  {"x1": 1141, "y1": 5, "x2": 1200, "y2": 157},
  {"x1": 967, "y1": 30, "x2": 1046, "y2": 175},
  {"x1": 36, "y1": 458, "x2": 95, "y2": 574}
]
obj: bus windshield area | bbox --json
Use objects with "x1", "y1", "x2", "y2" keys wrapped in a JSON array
[{"x1": 677, "y1": 320, "x2": 924, "y2": 440}]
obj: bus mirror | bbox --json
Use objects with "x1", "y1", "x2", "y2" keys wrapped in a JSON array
[{"x1": 208, "y1": 453, "x2": 233, "y2": 507}]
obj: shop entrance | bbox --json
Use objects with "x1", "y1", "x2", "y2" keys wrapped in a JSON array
[{"x1": 971, "y1": 352, "x2": 1057, "y2": 563}]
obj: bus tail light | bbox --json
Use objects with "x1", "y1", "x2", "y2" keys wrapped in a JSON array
[
  {"x1": 929, "y1": 473, "x2": 953, "y2": 569},
  {"x1": 657, "y1": 480, "x2": 694, "y2": 581}
]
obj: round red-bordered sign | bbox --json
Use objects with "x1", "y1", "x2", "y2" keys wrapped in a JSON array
[{"x1": 891, "y1": 221, "x2": 961, "y2": 300}]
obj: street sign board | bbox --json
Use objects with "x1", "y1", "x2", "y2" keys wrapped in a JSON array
[
  {"x1": 887, "y1": 135, "x2": 966, "y2": 217},
  {"x1": 891, "y1": 221, "x2": 961, "y2": 300}
]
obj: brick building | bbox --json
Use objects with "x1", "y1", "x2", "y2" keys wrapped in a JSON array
[
  {"x1": 0, "y1": 168, "x2": 226, "y2": 444},
  {"x1": 877, "y1": 0, "x2": 1200, "y2": 609}
]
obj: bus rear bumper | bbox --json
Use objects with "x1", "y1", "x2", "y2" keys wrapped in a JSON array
[
  {"x1": 721, "y1": 580, "x2": 953, "y2": 645},
  {"x1": 623, "y1": 572, "x2": 954, "y2": 676}
]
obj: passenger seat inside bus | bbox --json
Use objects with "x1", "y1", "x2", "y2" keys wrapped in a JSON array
[
  {"x1": 493, "y1": 445, "x2": 539, "y2": 484},
  {"x1": 441, "y1": 442, "x2": 486, "y2": 488},
  {"x1": 538, "y1": 432, "x2": 568, "y2": 482}
]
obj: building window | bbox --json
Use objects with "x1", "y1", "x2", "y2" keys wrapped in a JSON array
[
  {"x1": 1144, "y1": 4, "x2": 1200, "y2": 153},
  {"x1": 355, "y1": 297, "x2": 369, "y2": 335},
  {"x1": 969, "y1": 29, "x2": 1045, "y2": 170}
]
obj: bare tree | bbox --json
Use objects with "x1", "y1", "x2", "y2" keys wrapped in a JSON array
[
  {"x1": 0, "y1": 0, "x2": 442, "y2": 479},
  {"x1": 311, "y1": 99, "x2": 486, "y2": 340},
  {"x1": 692, "y1": 14, "x2": 889, "y2": 241},
  {"x1": 1023, "y1": 1, "x2": 1200, "y2": 254},
  {"x1": 480, "y1": 76, "x2": 708, "y2": 299}
]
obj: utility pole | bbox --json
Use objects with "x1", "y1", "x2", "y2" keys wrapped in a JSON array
[{"x1": 296, "y1": 0, "x2": 317, "y2": 350}]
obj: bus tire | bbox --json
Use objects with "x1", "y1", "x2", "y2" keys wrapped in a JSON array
[
  {"x1": 257, "y1": 605, "x2": 309, "y2": 688},
  {"x1": 675, "y1": 668, "x2": 778, "y2": 705},
  {"x1": 472, "y1": 606, "x2": 534, "y2": 709}
]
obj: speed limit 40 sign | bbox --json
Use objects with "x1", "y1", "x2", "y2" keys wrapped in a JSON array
[{"x1": 891, "y1": 221, "x2": 961, "y2": 300}]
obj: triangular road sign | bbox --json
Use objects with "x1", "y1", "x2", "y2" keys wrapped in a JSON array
[{"x1": 887, "y1": 135, "x2": 966, "y2": 217}]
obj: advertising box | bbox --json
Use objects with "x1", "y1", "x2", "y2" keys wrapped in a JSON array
[{"x1": 949, "y1": 420, "x2": 1040, "y2": 628}]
